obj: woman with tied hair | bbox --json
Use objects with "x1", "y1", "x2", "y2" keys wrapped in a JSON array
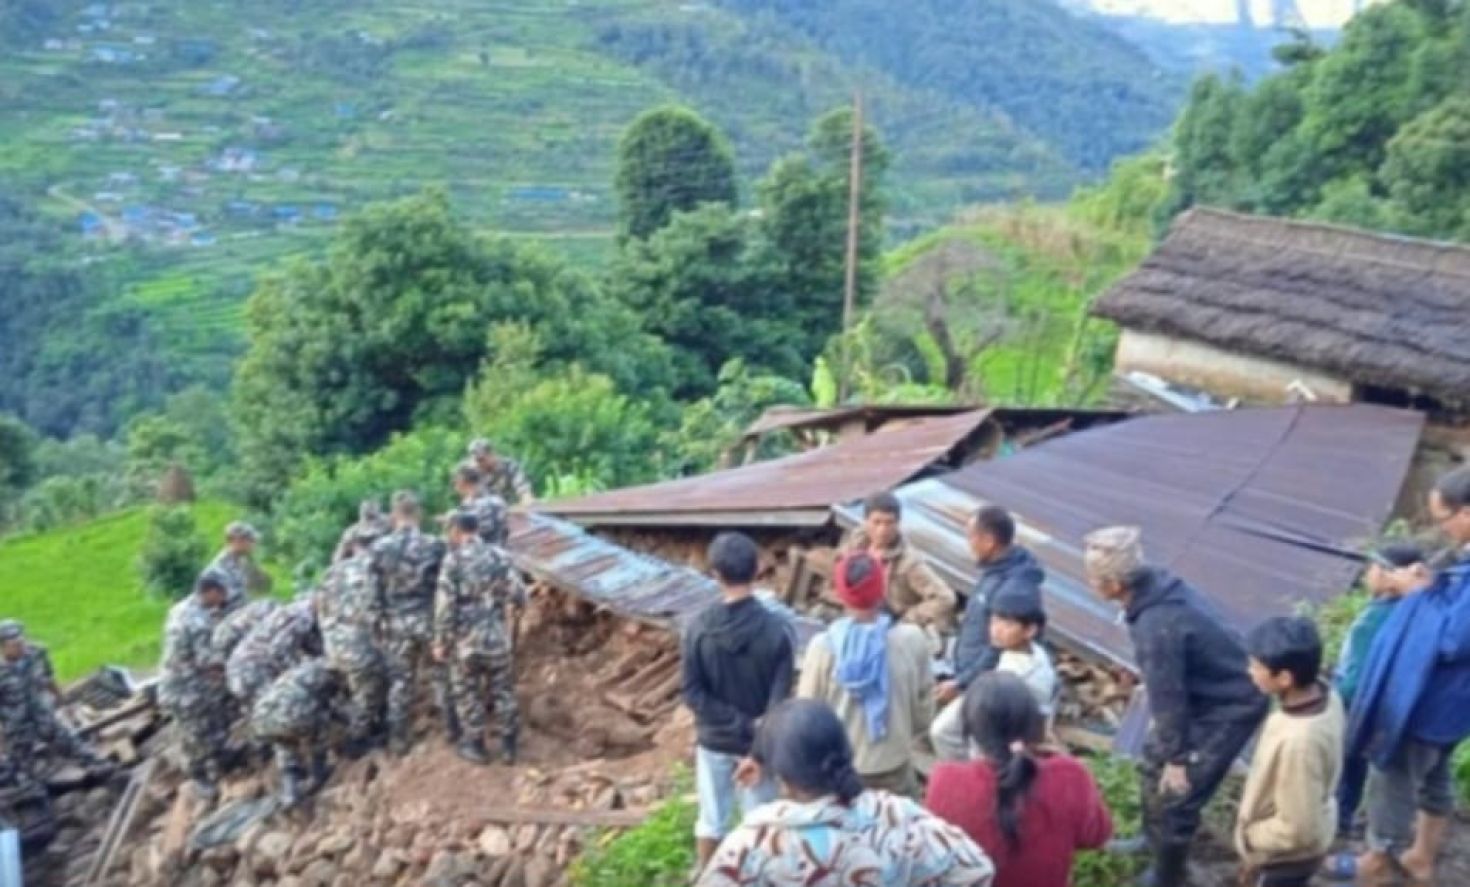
[
  {"x1": 925, "y1": 672, "x2": 1112, "y2": 887},
  {"x1": 699, "y1": 698, "x2": 994, "y2": 887}
]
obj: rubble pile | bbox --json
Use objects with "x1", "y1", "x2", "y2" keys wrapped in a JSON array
[{"x1": 13, "y1": 589, "x2": 693, "y2": 887}]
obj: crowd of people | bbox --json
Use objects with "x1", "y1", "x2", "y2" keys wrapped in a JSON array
[
  {"x1": 684, "y1": 466, "x2": 1470, "y2": 887},
  {"x1": 154, "y1": 438, "x2": 534, "y2": 807}
]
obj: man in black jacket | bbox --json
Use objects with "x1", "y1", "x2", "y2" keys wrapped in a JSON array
[
  {"x1": 930, "y1": 504, "x2": 1047, "y2": 760},
  {"x1": 682, "y1": 531, "x2": 794, "y2": 873},
  {"x1": 1085, "y1": 525, "x2": 1268, "y2": 887}
]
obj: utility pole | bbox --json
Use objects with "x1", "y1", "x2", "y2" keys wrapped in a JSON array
[{"x1": 839, "y1": 90, "x2": 864, "y2": 403}]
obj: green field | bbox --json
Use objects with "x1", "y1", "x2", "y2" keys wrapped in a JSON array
[{"x1": 0, "y1": 501, "x2": 236, "y2": 680}]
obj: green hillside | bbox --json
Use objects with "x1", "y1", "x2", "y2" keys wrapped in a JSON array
[{"x1": 0, "y1": 500, "x2": 235, "y2": 680}]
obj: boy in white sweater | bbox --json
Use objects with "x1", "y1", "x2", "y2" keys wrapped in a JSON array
[{"x1": 1237, "y1": 616, "x2": 1345, "y2": 887}]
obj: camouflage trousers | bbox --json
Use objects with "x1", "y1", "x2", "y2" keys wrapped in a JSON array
[
  {"x1": 2, "y1": 710, "x2": 95, "y2": 771},
  {"x1": 170, "y1": 700, "x2": 233, "y2": 780},
  {"x1": 383, "y1": 614, "x2": 449, "y2": 733},
  {"x1": 0, "y1": 750, "x2": 41, "y2": 796},
  {"x1": 324, "y1": 633, "x2": 386, "y2": 742},
  {"x1": 449, "y1": 647, "x2": 518, "y2": 739}
]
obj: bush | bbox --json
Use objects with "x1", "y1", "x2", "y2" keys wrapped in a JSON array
[
  {"x1": 569, "y1": 793, "x2": 696, "y2": 887},
  {"x1": 1073, "y1": 753, "x2": 1143, "y2": 887},
  {"x1": 136, "y1": 505, "x2": 209, "y2": 599}
]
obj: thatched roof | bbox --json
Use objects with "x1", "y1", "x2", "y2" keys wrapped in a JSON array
[{"x1": 1092, "y1": 208, "x2": 1470, "y2": 407}]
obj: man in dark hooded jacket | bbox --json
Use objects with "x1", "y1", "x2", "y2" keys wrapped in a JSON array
[
  {"x1": 1085, "y1": 525, "x2": 1267, "y2": 887},
  {"x1": 931, "y1": 505, "x2": 1046, "y2": 760},
  {"x1": 682, "y1": 531, "x2": 794, "y2": 876}
]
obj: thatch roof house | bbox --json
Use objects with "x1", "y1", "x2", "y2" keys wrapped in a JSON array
[{"x1": 1092, "y1": 208, "x2": 1470, "y2": 416}]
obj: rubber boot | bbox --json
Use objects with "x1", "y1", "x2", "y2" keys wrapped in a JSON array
[
  {"x1": 456, "y1": 737, "x2": 490, "y2": 766},
  {"x1": 500, "y1": 731, "x2": 518, "y2": 765},
  {"x1": 279, "y1": 765, "x2": 307, "y2": 808},
  {"x1": 388, "y1": 722, "x2": 411, "y2": 757},
  {"x1": 307, "y1": 748, "x2": 333, "y2": 795},
  {"x1": 1136, "y1": 842, "x2": 1190, "y2": 887},
  {"x1": 443, "y1": 704, "x2": 463, "y2": 745},
  {"x1": 342, "y1": 734, "x2": 371, "y2": 761}
]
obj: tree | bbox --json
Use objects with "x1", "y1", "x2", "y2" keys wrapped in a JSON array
[
  {"x1": 657, "y1": 359, "x2": 810, "y2": 476},
  {"x1": 1380, "y1": 96, "x2": 1470, "y2": 239},
  {"x1": 756, "y1": 106, "x2": 890, "y2": 360},
  {"x1": 1160, "y1": 73, "x2": 1246, "y2": 218},
  {"x1": 137, "y1": 505, "x2": 209, "y2": 600},
  {"x1": 615, "y1": 106, "x2": 738, "y2": 242},
  {"x1": 232, "y1": 189, "x2": 672, "y2": 502},
  {"x1": 608, "y1": 204, "x2": 804, "y2": 398},
  {"x1": 0, "y1": 412, "x2": 38, "y2": 524}
]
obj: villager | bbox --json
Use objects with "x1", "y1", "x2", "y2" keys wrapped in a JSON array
[
  {"x1": 698, "y1": 698, "x2": 995, "y2": 887},
  {"x1": 797, "y1": 552, "x2": 933, "y2": 796},
  {"x1": 433, "y1": 509, "x2": 524, "y2": 765},
  {"x1": 1336, "y1": 467, "x2": 1470, "y2": 884},
  {"x1": 1083, "y1": 525, "x2": 1267, "y2": 887},
  {"x1": 466, "y1": 437, "x2": 535, "y2": 505},
  {"x1": 925, "y1": 672, "x2": 1111, "y2": 887},
  {"x1": 681, "y1": 531, "x2": 794, "y2": 875},
  {"x1": 1236, "y1": 617, "x2": 1344, "y2": 887},
  {"x1": 933, "y1": 579, "x2": 1056, "y2": 761},
  {"x1": 370, "y1": 491, "x2": 448, "y2": 755},
  {"x1": 843, "y1": 491, "x2": 956, "y2": 635},
  {"x1": 1334, "y1": 542, "x2": 1428, "y2": 837},
  {"x1": 208, "y1": 520, "x2": 271, "y2": 612},
  {"x1": 935, "y1": 507, "x2": 1045, "y2": 718}
]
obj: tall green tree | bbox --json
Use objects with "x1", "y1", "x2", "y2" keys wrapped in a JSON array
[
  {"x1": 615, "y1": 106, "x2": 738, "y2": 242},
  {"x1": 1160, "y1": 73, "x2": 1246, "y2": 219},
  {"x1": 756, "y1": 106, "x2": 890, "y2": 360},
  {"x1": 1380, "y1": 95, "x2": 1470, "y2": 238},
  {"x1": 0, "y1": 413, "x2": 39, "y2": 521}
]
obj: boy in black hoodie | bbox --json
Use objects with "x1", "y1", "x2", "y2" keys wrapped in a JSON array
[{"x1": 682, "y1": 531, "x2": 795, "y2": 873}]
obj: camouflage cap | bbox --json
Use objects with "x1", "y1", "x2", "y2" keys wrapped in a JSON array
[
  {"x1": 195, "y1": 568, "x2": 230, "y2": 593},
  {"x1": 467, "y1": 437, "x2": 494, "y2": 457},
  {"x1": 358, "y1": 499, "x2": 382, "y2": 521},
  {"x1": 0, "y1": 619, "x2": 23, "y2": 642},
  {"x1": 1082, "y1": 525, "x2": 1145, "y2": 584},
  {"x1": 225, "y1": 520, "x2": 259, "y2": 541}
]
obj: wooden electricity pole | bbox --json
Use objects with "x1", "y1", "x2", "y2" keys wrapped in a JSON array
[{"x1": 839, "y1": 90, "x2": 864, "y2": 403}]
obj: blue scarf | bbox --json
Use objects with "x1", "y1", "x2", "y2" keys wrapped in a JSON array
[{"x1": 828, "y1": 614, "x2": 892, "y2": 742}]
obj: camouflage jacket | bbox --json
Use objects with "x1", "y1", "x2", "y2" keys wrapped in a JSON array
[
  {"x1": 211, "y1": 599, "x2": 281, "y2": 661},
  {"x1": 209, "y1": 548, "x2": 272, "y2": 611},
  {"x1": 249, "y1": 659, "x2": 338, "y2": 741},
  {"x1": 318, "y1": 553, "x2": 383, "y2": 651},
  {"x1": 226, "y1": 600, "x2": 317, "y2": 695},
  {"x1": 333, "y1": 517, "x2": 389, "y2": 563},
  {"x1": 0, "y1": 643, "x2": 59, "y2": 731},
  {"x1": 433, "y1": 537, "x2": 523, "y2": 658},
  {"x1": 370, "y1": 527, "x2": 445, "y2": 620},
  {"x1": 159, "y1": 597, "x2": 226, "y2": 708},
  {"x1": 458, "y1": 456, "x2": 533, "y2": 505},
  {"x1": 460, "y1": 491, "x2": 509, "y2": 546}
]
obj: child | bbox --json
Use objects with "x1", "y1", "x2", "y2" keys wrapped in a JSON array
[
  {"x1": 932, "y1": 583, "x2": 1054, "y2": 760},
  {"x1": 1334, "y1": 542, "x2": 1427, "y2": 836},
  {"x1": 925, "y1": 672, "x2": 1111, "y2": 887},
  {"x1": 1237, "y1": 616, "x2": 1345, "y2": 887}
]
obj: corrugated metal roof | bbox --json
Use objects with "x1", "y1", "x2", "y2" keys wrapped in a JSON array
[
  {"x1": 506, "y1": 512, "x2": 825, "y2": 649},
  {"x1": 838, "y1": 404, "x2": 1424, "y2": 671},
  {"x1": 538, "y1": 410, "x2": 995, "y2": 528},
  {"x1": 741, "y1": 404, "x2": 979, "y2": 439}
]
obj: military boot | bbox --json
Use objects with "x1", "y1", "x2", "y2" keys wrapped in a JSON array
[
  {"x1": 443, "y1": 705, "x2": 462, "y2": 745},
  {"x1": 500, "y1": 731, "x2": 518, "y2": 765},
  {"x1": 388, "y1": 722, "x2": 412, "y2": 757},
  {"x1": 279, "y1": 764, "x2": 310, "y2": 808},
  {"x1": 306, "y1": 749, "x2": 333, "y2": 795},
  {"x1": 455, "y1": 737, "x2": 490, "y2": 766}
]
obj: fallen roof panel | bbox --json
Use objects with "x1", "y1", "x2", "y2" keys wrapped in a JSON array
[
  {"x1": 840, "y1": 405, "x2": 1424, "y2": 671},
  {"x1": 538, "y1": 409, "x2": 995, "y2": 527}
]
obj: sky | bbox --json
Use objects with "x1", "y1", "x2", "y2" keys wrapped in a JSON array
[{"x1": 1074, "y1": 0, "x2": 1375, "y2": 27}]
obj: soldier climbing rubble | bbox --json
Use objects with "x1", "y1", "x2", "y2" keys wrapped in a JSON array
[
  {"x1": 0, "y1": 620, "x2": 110, "y2": 781},
  {"x1": 159, "y1": 572, "x2": 236, "y2": 801},
  {"x1": 250, "y1": 658, "x2": 343, "y2": 808},
  {"x1": 225, "y1": 596, "x2": 321, "y2": 710}
]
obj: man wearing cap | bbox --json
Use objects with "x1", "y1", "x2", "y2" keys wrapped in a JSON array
[
  {"x1": 209, "y1": 521, "x2": 272, "y2": 611},
  {"x1": 370, "y1": 490, "x2": 449, "y2": 754},
  {"x1": 319, "y1": 522, "x2": 389, "y2": 756},
  {"x1": 798, "y1": 551, "x2": 934, "y2": 796},
  {"x1": 1084, "y1": 525, "x2": 1267, "y2": 887},
  {"x1": 160, "y1": 571, "x2": 234, "y2": 799},
  {"x1": 453, "y1": 465, "x2": 509, "y2": 547},
  {"x1": 0, "y1": 620, "x2": 109, "y2": 778},
  {"x1": 465, "y1": 438, "x2": 535, "y2": 505},
  {"x1": 433, "y1": 510, "x2": 525, "y2": 765}
]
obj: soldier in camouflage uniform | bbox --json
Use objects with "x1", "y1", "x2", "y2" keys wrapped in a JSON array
[
  {"x1": 160, "y1": 572, "x2": 233, "y2": 799},
  {"x1": 333, "y1": 499, "x2": 388, "y2": 563},
  {"x1": 371, "y1": 491, "x2": 448, "y2": 754},
  {"x1": 318, "y1": 523, "x2": 388, "y2": 756},
  {"x1": 453, "y1": 465, "x2": 509, "y2": 547},
  {"x1": 225, "y1": 598, "x2": 320, "y2": 709},
  {"x1": 208, "y1": 521, "x2": 272, "y2": 613},
  {"x1": 211, "y1": 598, "x2": 280, "y2": 662},
  {"x1": 0, "y1": 621, "x2": 108, "y2": 779},
  {"x1": 466, "y1": 438, "x2": 536, "y2": 505},
  {"x1": 250, "y1": 658, "x2": 341, "y2": 807},
  {"x1": 433, "y1": 511, "x2": 525, "y2": 765}
]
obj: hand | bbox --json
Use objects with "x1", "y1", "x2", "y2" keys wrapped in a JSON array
[
  {"x1": 733, "y1": 756, "x2": 763, "y2": 789},
  {"x1": 1159, "y1": 763, "x2": 1190, "y2": 796},
  {"x1": 432, "y1": 643, "x2": 447, "y2": 663},
  {"x1": 1238, "y1": 865, "x2": 1259, "y2": 887},
  {"x1": 934, "y1": 680, "x2": 960, "y2": 706}
]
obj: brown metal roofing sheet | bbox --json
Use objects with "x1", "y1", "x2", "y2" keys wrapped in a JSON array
[
  {"x1": 839, "y1": 405, "x2": 1424, "y2": 672},
  {"x1": 741, "y1": 404, "x2": 979, "y2": 439},
  {"x1": 538, "y1": 409, "x2": 995, "y2": 526}
]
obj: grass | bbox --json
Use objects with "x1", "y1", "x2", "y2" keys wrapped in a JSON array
[{"x1": 0, "y1": 500, "x2": 236, "y2": 680}]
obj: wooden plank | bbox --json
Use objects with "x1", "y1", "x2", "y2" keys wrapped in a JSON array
[{"x1": 85, "y1": 757, "x2": 155, "y2": 885}]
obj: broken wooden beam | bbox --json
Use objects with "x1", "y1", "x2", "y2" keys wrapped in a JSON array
[{"x1": 85, "y1": 757, "x2": 155, "y2": 886}]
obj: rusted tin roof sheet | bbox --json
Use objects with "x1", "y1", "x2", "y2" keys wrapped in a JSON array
[
  {"x1": 741, "y1": 404, "x2": 979, "y2": 440},
  {"x1": 838, "y1": 405, "x2": 1424, "y2": 671},
  {"x1": 507, "y1": 512, "x2": 824, "y2": 649},
  {"x1": 538, "y1": 410, "x2": 995, "y2": 528}
]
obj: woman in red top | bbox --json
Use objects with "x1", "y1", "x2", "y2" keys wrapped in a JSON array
[{"x1": 925, "y1": 671, "x2": 1113, "y2": 887}]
